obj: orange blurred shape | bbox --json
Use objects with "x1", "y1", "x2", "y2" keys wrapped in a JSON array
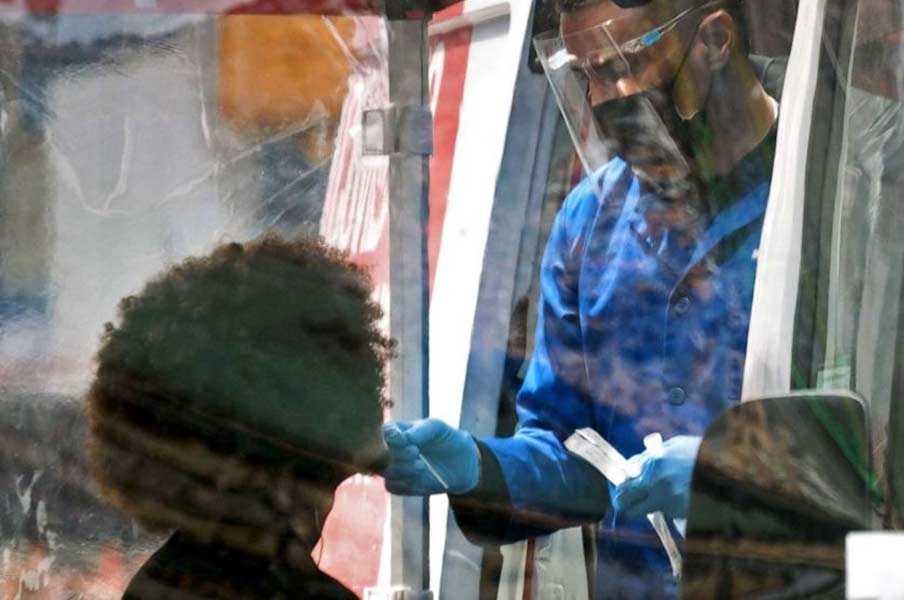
[{"x1": 217, "y1": 15, "x2": 359, "y2": 160}]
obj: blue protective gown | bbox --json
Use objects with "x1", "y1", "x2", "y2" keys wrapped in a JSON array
[{"x1": 452, "y1": 138, "x2": 774, "y2": 599}]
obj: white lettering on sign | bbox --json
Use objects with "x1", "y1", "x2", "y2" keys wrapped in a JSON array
[{"x1": 321, "y1": 73, "x2": 389, "y2": 263}]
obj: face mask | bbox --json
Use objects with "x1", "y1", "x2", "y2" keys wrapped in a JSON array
[{"x1": 592, "y1": 87, "x2": 704, "y2": 202}]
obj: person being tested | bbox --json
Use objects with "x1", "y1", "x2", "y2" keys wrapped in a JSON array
[
  {"x1": 87, "y1": 237, "x2": 393, "y2": 599},
  {"x1": 384, "y1": 0, "x2": 779, "y2": 597}
]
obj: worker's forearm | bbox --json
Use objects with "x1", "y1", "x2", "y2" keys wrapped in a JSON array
[
  {"x1": 449, "y1": 441, "x2": 515, "y2": 545},
  {"x1": 450, "y1": 436, "x2": 611, "y2": 545}
]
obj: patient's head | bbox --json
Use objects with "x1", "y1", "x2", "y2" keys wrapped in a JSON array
[{"x1": 87, "y1": 236, "x2": 392, "y2": 566}]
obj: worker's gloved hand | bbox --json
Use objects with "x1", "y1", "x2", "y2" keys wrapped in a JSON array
[
  {"x1": 382, "y1": 419, "x2": 480, "y2": 496},
  {"x1": 612, "y1": 435, "x2": 702, "y2": 520}
]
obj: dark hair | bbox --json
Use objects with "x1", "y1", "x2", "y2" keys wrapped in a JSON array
[{"x1": 87, "y1": 236, "x2": 392, "y2": 547}]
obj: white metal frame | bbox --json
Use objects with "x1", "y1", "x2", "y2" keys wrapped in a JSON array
[{"x1": 742, "y1": 0, "x2": 828, "y2": 401}]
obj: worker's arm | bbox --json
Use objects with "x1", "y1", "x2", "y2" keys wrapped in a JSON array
[
  {"x1": 382, "y1": 176, "x2": 617, "y2": 545},
  {"x1": 450, "y1": 182, "x2": 613, "y2": 544}
]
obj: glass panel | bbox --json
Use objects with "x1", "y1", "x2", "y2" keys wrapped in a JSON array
[{"x1": 0, "y1": 9, "x2": 391, "y2": 597}]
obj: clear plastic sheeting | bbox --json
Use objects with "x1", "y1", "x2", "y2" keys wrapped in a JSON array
[
  {"x1": 0, "y1": 10, "x2": 389, "y2": 598},
  {"x1": 9, "y1": 0, "x2": 904, "y2": 598},
  {"x1": 819, "y1": 0, "x2": 904, "y2": 500}
]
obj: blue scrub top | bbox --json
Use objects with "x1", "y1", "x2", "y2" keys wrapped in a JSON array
[{"x1": 479, "y1": 145, "x2": 773, "y2": 598}]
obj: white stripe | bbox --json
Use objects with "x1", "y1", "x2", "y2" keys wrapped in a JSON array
[
  {"x1": 427, "y1": 0, "x2": 532, "y2": 594},
  {"x1": 742, "y1": 0, "x2": 827, "y2": 400}
]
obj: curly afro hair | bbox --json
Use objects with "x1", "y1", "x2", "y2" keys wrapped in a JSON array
[{"x1": 86, "y1": 236, "x2": 393, "y2": 551}]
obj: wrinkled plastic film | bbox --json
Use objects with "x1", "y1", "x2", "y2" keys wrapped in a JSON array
[{"x1": 0, "y1": 11, "x2": 391, "y2": 598}]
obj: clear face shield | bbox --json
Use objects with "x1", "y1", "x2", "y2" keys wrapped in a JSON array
[{"x1": 534, "y1": 2, "x2": 721, "y2": 201}]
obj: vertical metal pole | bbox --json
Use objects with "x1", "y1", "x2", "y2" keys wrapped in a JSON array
[{"x1": 387, "y1": 16, "x2": 432, "y2": 598}]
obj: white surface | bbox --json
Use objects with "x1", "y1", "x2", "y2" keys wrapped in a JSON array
[
  {"x1": 427, "y1": 0, "x2": 532, "y2": 594},
  {"x1": 742, "y1": 0, "x2": 827, "y2": 399},
  {"x1": 13, "y1": 30, "x2": 236, "y2": 394},
  {"x1": 847, "y1": 532, "x2": 904, "y2": 599}
]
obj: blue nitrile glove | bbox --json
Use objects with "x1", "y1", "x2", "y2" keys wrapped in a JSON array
[
  {"x1": 612, "y1": 435, "x2": 702, "y2": 520},
  {"x1": 382, "y1": 419, "x2": 480, "y2": 496}
]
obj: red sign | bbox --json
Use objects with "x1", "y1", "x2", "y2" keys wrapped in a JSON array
[{"x1": 317, "y1": 4, "x2": 472, "y2": 595}]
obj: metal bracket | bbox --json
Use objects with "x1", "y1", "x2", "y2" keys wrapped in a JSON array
[{"x1": 362, "y1": 104, "x2": 433, "y2": 157}]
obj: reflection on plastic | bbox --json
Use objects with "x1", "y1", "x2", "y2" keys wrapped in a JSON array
[
  {"x1": 682, "y1": 393, "x2": 872, "y2": 599},
  {"x1": 0, "y1": 9, "x2": 390, "y2": 597}
]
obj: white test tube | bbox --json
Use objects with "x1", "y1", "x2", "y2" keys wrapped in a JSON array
[{"x1": 643, "y1": 433, "x2": 683, "y2": 580}]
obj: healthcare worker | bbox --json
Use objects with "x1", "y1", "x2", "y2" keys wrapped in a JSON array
[{"x1": 384, "y1": 0, "x2": 780, "y2": 597}]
